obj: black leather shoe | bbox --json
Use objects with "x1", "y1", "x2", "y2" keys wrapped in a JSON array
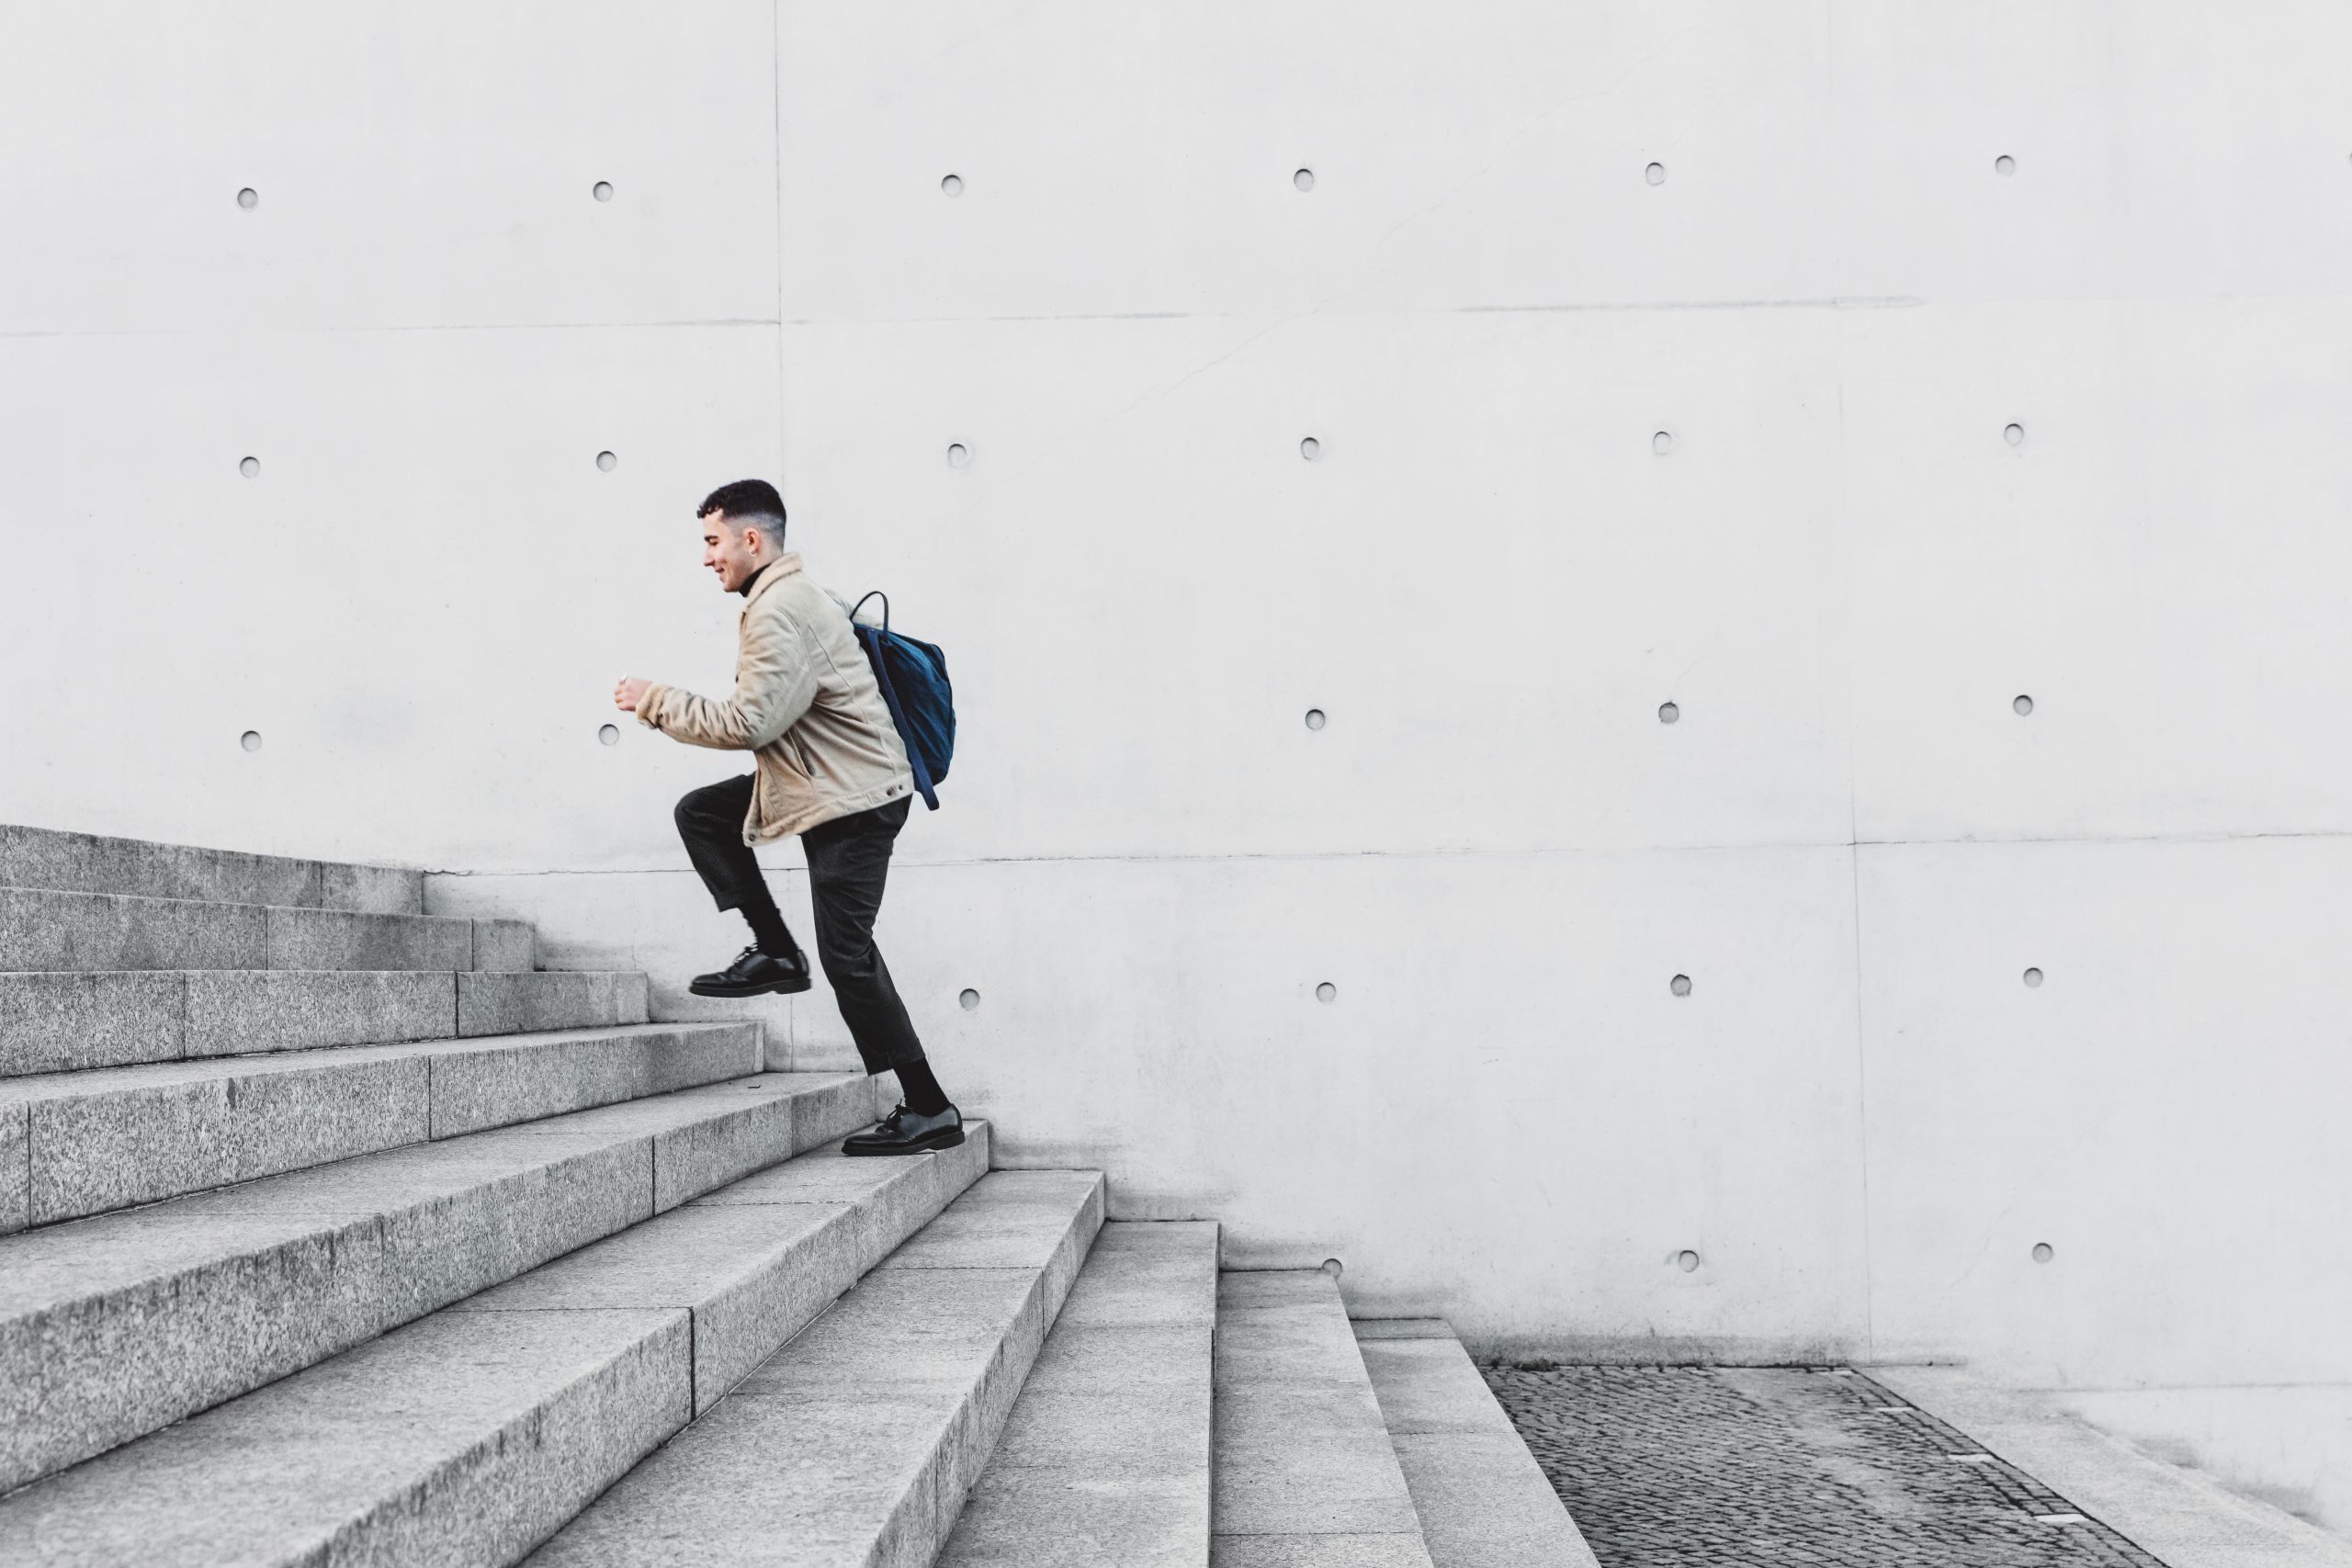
[
  {"x1": 688, "y1": 945, "x2": 812, "y2": 998},
  {"x1": 842, "y1": 1102, "x2": 965, "y2": 1156}
]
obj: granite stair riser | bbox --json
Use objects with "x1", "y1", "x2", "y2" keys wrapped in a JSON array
[
  {"x1": 0, "y1": 1129, "x2": 993, "y2": 1568},
  {"x1": 938, "y1": 1222, "x2": 1220, "y2": 1568},
  {"x1": 0, "y1": 969, "x2": 651, "y2": 1077},
  {"x1": 0, "y1": 1072, "x2": 879, "y2": 1493},
  {"x1": 0, "y1": 1023, "x2": 761, "y2": 1231},
  {"x1": 0, "y1": 824, "x2": 421, "y2": 915},
  {"x1": 525, "y1": 1171, "x2": 1109, "y2": 1568},
  {"x1": 1213, "y1": 1271, "x2": 1437, "y2": 1568},
  {"x1": 1356, "y1": 1321, "x2": 1602, "y2": 1568},
  {"x1": 0, "y1": 888, "x2": 532, "y2": 975}
]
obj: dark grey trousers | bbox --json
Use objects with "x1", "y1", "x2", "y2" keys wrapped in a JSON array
[{"x1": 673, "y1": 775, "x2": 926, "y2": 1075}]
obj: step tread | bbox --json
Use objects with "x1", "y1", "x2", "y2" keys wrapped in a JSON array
[
  {"x1": 0, "y1": 1127, "x2": 991, "y2": 1568},
  {"x1": 0, "y1": 886, "x2": 526, "y2": 975},
  {"x1": 1211, "y1": 1271, "x2": 1436, "y2": 1568},
  {"x1": 1355, "y1": 1320, "x2": 1601, "y2": 1568},
  {"x1": 937, "y1": 1220, "x2": 1218, "y2": 1568},
  {"x1": 524, "y1": 1168, "x2": 1107, "y2": 1568},
  {"x1": 0, "y1": 823, "x2": 420, "y2": 914},
  {"x1": 0, "y1": 1070, "x2": 878, "y2": 1493},
  {"x1": 0, "y1": 968, "x2": 651, "y2": 1077},
  {"x1": 0, "y1": 1021, "x2": 763, "y2": 1232}
]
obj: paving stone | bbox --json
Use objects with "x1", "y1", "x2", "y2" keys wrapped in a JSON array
[
  {"x1": 1481, "y1": 1364, "x2": 2175, "y2": 1568},
  {"x1": 0, "y1": 824, "x2": 317, "y2": 908}
]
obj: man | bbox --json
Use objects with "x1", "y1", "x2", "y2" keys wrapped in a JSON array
[{"x1": 613, "y1": 479, "x2": 961, "y2": 1156}]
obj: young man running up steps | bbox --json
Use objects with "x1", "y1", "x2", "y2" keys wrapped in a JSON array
[{"x1": 612, "y1": 479, "x2": 959, "y2": 1156}]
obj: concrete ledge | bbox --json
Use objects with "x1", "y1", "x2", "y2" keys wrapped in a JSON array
[
  {"x1": 524, "y1": 1169, "x2": 1106, "y2": 1568},
  {"x1": 1213, "y1": 1271, "x2": 1434, "y2": 1567},
  {"x1": 265, "y1": 904, "x2": 473, "y2": 971},
  {"x1": 1355, "y1": 1321, "x2": 1600, "y2": 1568},
  {"x1": 939, "y1": 1221, "x2": 1219, "y2": 1568},
  {"x1": 0, "y1": 1023, "x2": 764, "y2": 1229},
  {"x1": 0, "y1": 824, "x2": 421, "y2": 914},
  {"x1": 0, "y1": 1129, "x2": 994, "y2": 1566},
  {"x1": 1870, "y1": 1367, "x2": 2352, "y2": 1568},
  {"x1": 0, "y1": 1071, "x2": 873, "y2": 1493}
]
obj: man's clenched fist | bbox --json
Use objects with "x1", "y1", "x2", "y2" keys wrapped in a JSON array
[{"x1": 614, "y1": 677, "x2": 651, "y2": 713}]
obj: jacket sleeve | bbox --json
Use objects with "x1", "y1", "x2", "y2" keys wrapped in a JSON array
[{"x1": 637, "y1": 598, "x2": 817, "y2": 751}]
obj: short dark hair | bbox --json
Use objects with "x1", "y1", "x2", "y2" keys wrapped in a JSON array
[{"x1": 697, "y1": 479, "x2": 786, "y2": 544}]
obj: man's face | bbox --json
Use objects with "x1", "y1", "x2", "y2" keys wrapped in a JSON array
[{"x1": 701, "y1": 513, "x2": 761, "y2": 592}]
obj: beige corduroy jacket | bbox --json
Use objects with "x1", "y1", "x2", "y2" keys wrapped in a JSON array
[{"x1": 637, "y1": 554, "x2": 915, "y2": 843}]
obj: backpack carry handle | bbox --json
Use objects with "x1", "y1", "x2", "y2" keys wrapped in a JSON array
[{"x1": 846, "y1": 591, "x2": 889, "y2": 632}]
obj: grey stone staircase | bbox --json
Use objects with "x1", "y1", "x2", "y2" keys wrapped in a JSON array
[{"x1": 0, "y1": 826, "x2": 1587, "y2": 1567}]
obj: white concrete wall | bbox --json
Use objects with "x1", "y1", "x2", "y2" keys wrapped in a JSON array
[{"x1": 6, "y1": 0, "x2": 2349, "y2": 1521}]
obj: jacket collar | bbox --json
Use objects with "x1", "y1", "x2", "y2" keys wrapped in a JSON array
[{"x1": 740, "y1": 553, "x2": 803, "y2": 604}]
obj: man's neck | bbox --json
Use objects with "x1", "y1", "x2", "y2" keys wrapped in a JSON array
[{"x1": 738, "y1": 558, "x2": 776, "y2": 597}]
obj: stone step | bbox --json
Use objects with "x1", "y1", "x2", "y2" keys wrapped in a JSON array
[
  {"x1": 525, "y1": 1168, "x2": 1107, "y2": 1568},
  {"x1": 1212, "y1": 1271, "x2": 1436, "y2": 1568},
  {"x1": 0, "y1": 822, "x2": 422, "y2": 914},
  {"x1": 0, "y1": 1021, "x2": 763, "y2": 1234},
  {"x1": 938, "y1": 1220, "x2": 1219, "y2": 1568},
  {"x1": 1355, "y1": 1320, "x2": 1601, "y2": 1568},
  {"x1": 0, "y1": 967, "x2": 651, "y2": 1077},
  {"x1": 0, "y1": 1124, "x2": 992, "y2": 1568},
  {"x1": 0, "y1": 1069, "x2": 880, "y2": 1494},
  {"x1": 0, "y1": 886, "x2": 528, "y2": 974}
]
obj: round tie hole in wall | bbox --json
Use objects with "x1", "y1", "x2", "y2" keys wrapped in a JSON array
[
  {"x1": 1652, "y1": 429, "x2": 1675, "y2": 456},
  {"x1": 959, "y1": 987, "x2": 981, "y2": 1011},
  {"x1": 237, "y1": 186, "x2": 258, "y2": 209},
  {"x1": 2014, "y1": 694, "x2": 2034, "y2": 716},
  {"x1": 239, "y1": 456, "x2": 260, "y2": 478},
  {"x1": 1676, "y1": 1249, "x2": 1701, "y2": 1272},
  {"x1": 597, "y1": 724, "x2": 619, "y2": 746},
  {"x1": 1995, "y1": 154, "x2": 2018, "y2": 176},
  {"x1": 1670, "y1": 974, "x2": 1692, "y2": 997},
  {"x1": 1645, "y1": 162, "x2": 1667, "y2": 186},
  {"x1": 1316, "y1": 982, "x2": 1337, "y2": 1004},
  {"x1": 239, "y1": 730, "x2": 263, "y2": 752},
  {"x1": 1294, "y1": 167, "x2": 1315, "y2": 192},
  {"x1": 946, "y1": 443, "x2": 970, "y2": 468},
  {"x1": 1658, "y1": 702, "x2": 1679, "y2": 724},
  {"x1": 1305, "y1": 708, "x2": 1327, "y2": 731},
  {"x1": 592, "y1": 181, "x2": 613, "y2": 202},
  {"x1": 1299, "y1": 435, "x2": 1321, "y2": 461},
  {"x1": 595, "y1": 450, "x2": 617, "y2": 472},
  {"x1": 1320, "y1": 1258, "x2": 1343, "y2": 1279},
  {"x1": 941, "y1": 174, "x2": 964, "y2": 197},
  {"x1": 2005, "y1": 423, "x2": 2026, "y2": 446},
  {"x1": 2023, "y1": 967, "x2": 2043, "y2": 987},
  {"x1": 2031, "y1": 1242, "x2": 2054, "y2": 1263}
]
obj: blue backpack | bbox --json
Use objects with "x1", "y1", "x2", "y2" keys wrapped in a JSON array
[{"x1": 845, "y1": 592, "x2": 955, "y2": 810}]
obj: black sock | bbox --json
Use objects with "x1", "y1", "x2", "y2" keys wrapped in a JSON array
[
  {"x1": 737, "y1": 889, "x2": 797, "y2": 959},
  {"x1": 893, "y1": 1057, "x2": 951, "y2": 1117}
]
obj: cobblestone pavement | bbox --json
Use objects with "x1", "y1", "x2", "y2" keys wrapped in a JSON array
[{"x1": 1482, "y1": 1365, "x2": 2169, "y2": 1567}]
